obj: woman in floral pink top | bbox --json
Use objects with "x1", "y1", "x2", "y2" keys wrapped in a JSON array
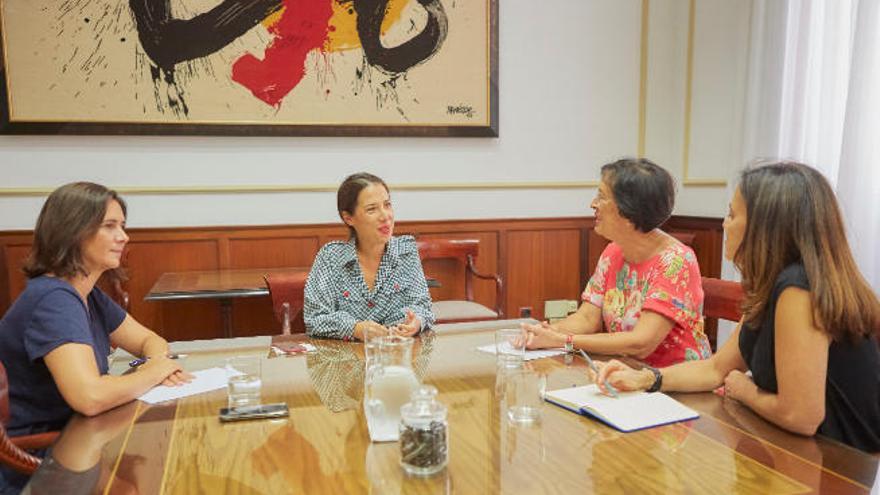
[{"x1": 522, "y1": 158, "x2": 712, "y2": 367}]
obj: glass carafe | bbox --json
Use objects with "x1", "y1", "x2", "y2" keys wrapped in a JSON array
[{"x1": 364, "y1": 335, "x2": 420, "y2": 442}]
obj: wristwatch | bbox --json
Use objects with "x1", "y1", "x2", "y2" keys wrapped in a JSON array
[
  {"x1": 564, "y1": 334, "x2": 574, "y2": 353},
  {"x1": 645, "y1": 366, "x2": 663, "y2": 393}
]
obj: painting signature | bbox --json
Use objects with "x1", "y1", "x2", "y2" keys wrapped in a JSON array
[{"x1": 446, "y1": 104, "x2": 475, "y2": 118}]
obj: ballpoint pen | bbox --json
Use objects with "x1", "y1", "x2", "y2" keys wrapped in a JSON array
[
  {"x1": 578, "y1": 349, "x2": 620, "y2": 398},
  {"x1": 129, "y1": 353, "x2": 187, "y2": 368}
]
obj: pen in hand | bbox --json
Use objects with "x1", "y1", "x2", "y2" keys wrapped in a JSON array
[
  {"x1": 129, "y1": 354, "x2": 187, "y2": 368},
  {"x1": 578, "y1": 349, "x2": 620, "y2": 398}
]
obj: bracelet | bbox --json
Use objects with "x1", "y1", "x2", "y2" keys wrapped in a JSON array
[{"x1": 645, "y1": 366, "x2": 663, "y2": 393}]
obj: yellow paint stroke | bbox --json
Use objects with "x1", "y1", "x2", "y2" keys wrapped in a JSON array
[{"x1": 262, "y1": 0, "x2": 411, "y2": 52}]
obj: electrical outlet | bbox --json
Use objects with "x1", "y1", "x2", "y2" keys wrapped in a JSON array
[{"x1": 518, "y1": 306, "x2": 532, "y2": 318}]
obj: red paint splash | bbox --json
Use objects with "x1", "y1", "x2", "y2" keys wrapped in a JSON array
[{"x1": 232, "y1": 0, "x2": 334, "y2": 107}]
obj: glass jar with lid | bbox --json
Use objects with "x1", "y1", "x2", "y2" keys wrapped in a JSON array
[{"x1": 399, "y1": 385, "x2": 448, "y2": 475}]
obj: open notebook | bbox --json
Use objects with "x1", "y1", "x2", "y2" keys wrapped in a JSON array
[{"x1": 544, "y1": 384, "x2": 699, "y2": 432}]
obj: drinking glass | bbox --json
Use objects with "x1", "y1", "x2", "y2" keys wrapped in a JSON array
[
  {"x1": 495, "y1": 328, "x2": 526, "y2": 367},
  {"x1": 505, "y1": 369, "x2": 543, "y2": 423},
  {"x1": 226, "y1": 355, "x2": 262, "y2": 409}
]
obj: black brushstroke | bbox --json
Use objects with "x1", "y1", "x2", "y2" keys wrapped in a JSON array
[
  {"x1": 354, "y1": 0, "x2": 448, "y2": 74},
  {"x1": 128, "y1": 0, "x2": 284, "y2": 72},
  {"x1": 130, "y1": 0, "x2": 447, "y2": 75}
]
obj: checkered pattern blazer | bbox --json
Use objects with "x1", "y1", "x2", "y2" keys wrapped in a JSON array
[{"x1": 304, "y1": 236, "x2": 435, "y2": 339}]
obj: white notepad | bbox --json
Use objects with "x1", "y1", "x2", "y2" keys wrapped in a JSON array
[
  {"x1": 138, "y1": 367, "x2": 230, "y2": 405},
  {"x1": 544, "y1": 384, "x2": 699, "y2": 432}
]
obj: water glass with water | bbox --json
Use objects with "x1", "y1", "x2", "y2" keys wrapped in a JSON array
[
  {"x1": 505, "y1": 369, "x2": 543, "y2": 423},
  {"x1": 495, "y1": 328, "x2": 526, "y2": 367},
  {"x1": 226, "y1": 355, "x2": 262, "y2": 409}
]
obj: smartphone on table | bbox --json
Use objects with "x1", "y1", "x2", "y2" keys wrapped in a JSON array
[{"x1": 219, "y1": 403, "x2": 289, "y2": 422}]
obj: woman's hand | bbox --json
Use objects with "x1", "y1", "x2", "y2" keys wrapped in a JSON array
[
  {"x1": 160, "y1": 370, "x2": 195, "y2": 387},
  {"x1": 354, "y1": 320, "x2": 390, "y2": 341},
  {"x1": 140, "y1": 355, "x2": 189, "y2": 386},
  {"x1": 594, "y1": 359, "x2": 655, "y2": 394},
  {"x1": 518, "y1": 321, "x2": 564, "y2": 349},
  {"x1": 391, "y1": 310, "x2": 421, "y2": 337},
  {"x1": 723, "y1": 370, "x2": 757, "y2": 403}
]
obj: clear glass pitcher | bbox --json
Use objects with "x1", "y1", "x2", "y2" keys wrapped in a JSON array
[{"x1": 364, "y1": 335, "x2": 420, "y2": 442}]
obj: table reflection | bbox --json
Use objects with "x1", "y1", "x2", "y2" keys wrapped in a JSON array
[
  {"x1": 304, "y1": 331, "x2": 436, "y2": 413},
  {"x1": 23, "y1": 400, "x2": 145, "y2": 495}
]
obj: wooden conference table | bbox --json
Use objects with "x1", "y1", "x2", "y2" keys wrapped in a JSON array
[
  {"x1": 145, "y1": 268, "x2": 441, "y2": 338},
  {"x1": 25, "y1": 323, "x2": 879, "y2": 494}
]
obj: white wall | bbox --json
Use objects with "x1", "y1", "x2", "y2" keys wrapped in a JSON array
[{"x1": 0, "y1": 0, "x2": 752, "y2": 230}]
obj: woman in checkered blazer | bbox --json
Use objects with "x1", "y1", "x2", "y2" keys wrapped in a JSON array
[{"x1": 304, "y1": 173, "x2": 435, "y2": 341}]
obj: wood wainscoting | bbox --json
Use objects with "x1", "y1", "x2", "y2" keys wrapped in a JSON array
[{"x1": 0, "y1": 216, "x2": 723, "y2": 342}]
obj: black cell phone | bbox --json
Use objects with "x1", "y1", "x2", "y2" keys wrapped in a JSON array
[{"x1": 219, "y1": 403, "x2": 289, "y2": 422}]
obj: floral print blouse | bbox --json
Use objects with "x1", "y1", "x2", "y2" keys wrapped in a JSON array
[
  {"x1": 304, "y1": 235, "x2": 435, "y2": 340},
  {"x1": 582, "y1": 242, "x2": 712, "y2": 367}
]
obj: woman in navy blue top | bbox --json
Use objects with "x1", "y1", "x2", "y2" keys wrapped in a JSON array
[
  {"x1": 597, "y1": 162, "x2": 880, "y2": 452},
  {"x1": 304, "y1": 172, "x2": 435, "y2": 341},
  {"x1": 0, "y1": 183, "x2": 190, "y2": 438}
]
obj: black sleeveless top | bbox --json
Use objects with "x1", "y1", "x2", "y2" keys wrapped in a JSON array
[{"x1": 739, "y1": 263, "x2": 880, "y2": 452}]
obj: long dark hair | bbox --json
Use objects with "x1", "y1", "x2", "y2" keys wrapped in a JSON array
[
  {"x1": 24, "y1": 182, "x2": 127, "y2": 281},
  {"x1": 336, "y1": 172, "x2": 389, "y2": 239},
  {"x1": 735, "y1": 162, "x2": 880, "y2": 340}
]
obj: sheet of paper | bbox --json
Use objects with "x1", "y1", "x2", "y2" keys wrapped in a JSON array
[
  {"x1": 476, "y1": 344, "x2": 567, "y2": 361},
  {"x1": 138, "y1": 367, "x2": 230, "y2": 405}
]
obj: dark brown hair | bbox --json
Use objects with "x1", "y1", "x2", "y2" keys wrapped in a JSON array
[
  {"x1": 735, "y1": 162, "x2": 880, "y2": 341},
  {"x1": 336, "y1": 172, "x2": 389, "y2": 239},
  {"x1": 24, "y1": 182, "x2": 127, "y2": 281},
  {"x1": 601, "y1": 158, "x2": 675, "y2": 233}
]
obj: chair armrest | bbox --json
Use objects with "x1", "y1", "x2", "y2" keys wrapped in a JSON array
[
  {"x1": 465, "y1": 256, "x2": 504, "y2": 318},
  {"x1": 0, "y1": 426, "x2": 53, "y2": 475},
  {"x1": 11, "y1": 431, "x2": 59, "y2": 451}
]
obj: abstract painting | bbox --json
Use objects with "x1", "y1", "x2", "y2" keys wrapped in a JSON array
[{"x1": 0, "y1": 0, "x2": 497, "y2": 136}]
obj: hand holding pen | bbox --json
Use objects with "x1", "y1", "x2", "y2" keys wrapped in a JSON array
[
  {"x1": 578, "y1": 349, "x2": 620, "y2": 398},
  {"x1": 129, "y1": 354, "x2": 193, "y2": 386},
  {"x1": 129, "y1": 353, "x2": 187, "y2": 368}
]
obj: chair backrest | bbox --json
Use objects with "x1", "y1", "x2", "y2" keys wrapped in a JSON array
[
  {"x1": 264, "y1": 271, "x2": 308, "y2": 335},
  {"x1": 417, "y1": 239, "x2": 504, "y2": 319},
  {"x1": 417, "y1": 239, "x2": 481, "y2": 301},
  {"x1": 701, "y1": 277, "x2": 745, "y2": 322}
]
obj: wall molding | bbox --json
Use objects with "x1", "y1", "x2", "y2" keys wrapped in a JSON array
[{"x1": 0, "y1": 181, "x2": 610, "y2": 197}]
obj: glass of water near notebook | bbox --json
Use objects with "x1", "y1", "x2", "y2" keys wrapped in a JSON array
[{"x1": 544, "y1": 384, "x2": 699, "y2": 432}]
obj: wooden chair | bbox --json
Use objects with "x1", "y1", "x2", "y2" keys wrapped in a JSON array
[
  {"x1": 417, "y1": 239, "x2": 503, "y2": 323},
  {"x1": 0, "y1": 362, "x2": 59, "y2": 475},
  {"x1": 701, "y1": 276, "x2": 745, "y2": 349},
  {"x1": 264, "y1": 271, "x2": 308, "y2": 335}
]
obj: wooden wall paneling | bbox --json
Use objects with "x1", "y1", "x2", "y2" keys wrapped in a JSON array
[
  {"x1": 0, "y1": 217, "x2": 723, "y2": 342},
  {"x1": 227, "y1": 236, "x2": 321, "y2": 269},
  {"x1": 124, "y1": 239, "x2": 221, "y2": 342},
  {"x1": 0, "y1": 245, "x2": 8, "y2": 315},
  {"x1": 2, "y1": 243, "x2": 31, "y2": 315},
  {"x1": 505, "y1": 230, "x2": 582, "y2": 320},
  {"x1": 410, "y1": 231, "x2": 499, "y2": 314},
  {"x1": 227, "y1": 236, "x2": 322, "y2": 335}
]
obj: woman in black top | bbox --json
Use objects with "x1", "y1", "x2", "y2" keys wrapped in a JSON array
[{"x1": 596, "y1": 162, "x2": 880, "y2": 452}]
